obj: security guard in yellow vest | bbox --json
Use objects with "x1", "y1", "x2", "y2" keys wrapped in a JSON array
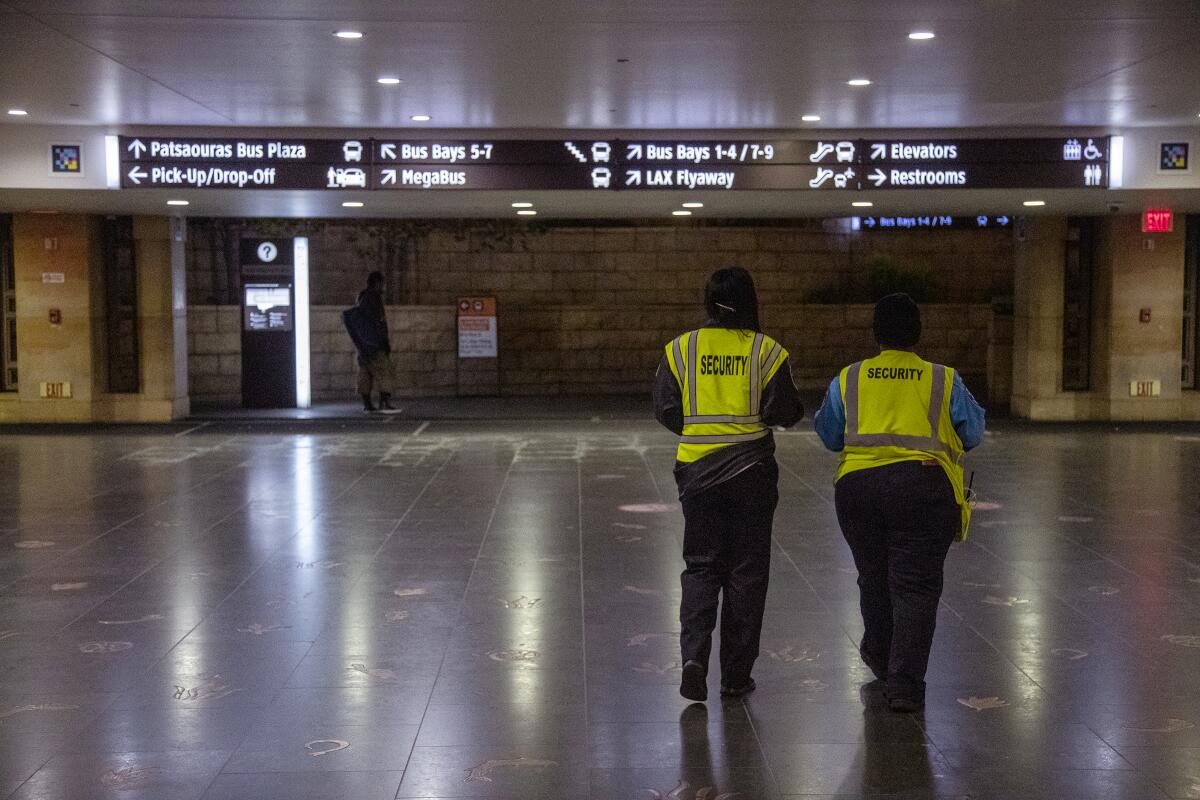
[
  {"x1": 814, "y1": 293, "x2": 985, "y2": 712},
  {"x1": 654, "y1": 267, "x2": 803, "y2": 702}
]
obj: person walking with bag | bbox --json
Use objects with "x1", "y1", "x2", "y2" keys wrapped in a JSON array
[
  {"x1": 654, "y1": 267, "x2": 803, "y2": 702},
  {"x1": 343, "y1": 270, "x2": 396, "y2": 412},
  {"x1": 814, "y1": 293, "x2": 985, "y2": 712}
]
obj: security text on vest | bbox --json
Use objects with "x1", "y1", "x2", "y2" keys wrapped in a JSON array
[
  {"x1": 865, "y1": 367, "x2": 924, "y2": 380},
  {"x1": 700, "y1": 354, "x2": 750, "y2": 376}
]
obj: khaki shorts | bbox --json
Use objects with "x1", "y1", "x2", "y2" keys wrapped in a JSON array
[{"x1": 357, "y1": 352, "x2": 394, "y2": 395}]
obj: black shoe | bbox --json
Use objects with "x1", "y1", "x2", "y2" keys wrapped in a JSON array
[
  {"x1": 860, "y1": 678, "x2": 888, "y2": 705},
  {"x1": 887, "y1": 696, "x2": 924, "y2": 713},
  {"x1": 720, "y1": 678, "x2": 756, "y2": 697},
  {"x1": 680, "y1": 660, "x2": 707, "y2": 702},
  {"x1": 379, "y1": 393, "x2": 397, "y2": 411},
  {"x1": 362, "y1": 394, "x2": 377, "y2": 412}
]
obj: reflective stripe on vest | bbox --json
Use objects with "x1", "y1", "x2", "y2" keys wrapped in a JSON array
[
  {"x1": 681, "y1": 331, "x2": 763, "y2": 429},
  {"x1": 843, "y1": 360, "x2": 950, "y2": 453},
  {"x1": 679, "y1": 429, "x2": 771, "y2": 445},
  {"x1": 672, "y1": 335, "x2": 689, "y2": 415},
  {"x1": 677, "y1": 330, "x2": 769, "y2": 446}
]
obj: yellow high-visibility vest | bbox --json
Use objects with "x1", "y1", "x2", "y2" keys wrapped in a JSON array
[
  {"x1": 665, "y1": 328, "x2": 788, "y2": 464},
  {"x1": 836, "y1": 350, "x2": 971, "y2": 538}
]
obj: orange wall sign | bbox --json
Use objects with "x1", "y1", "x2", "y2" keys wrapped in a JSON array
[{"x1": 457, "y1": 297, "x2": 498, "y2": 358}]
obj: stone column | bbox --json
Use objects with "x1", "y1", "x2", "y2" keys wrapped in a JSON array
[
  {"x1": 1096, "y1": 214, "x2": 1186, "y2": 420},
  {"x1": 1011, "y1": 216, "x2": 1070, "y2": 418},
  {"x1": 2, "y1": 213, "x2": 100, "y2": 422},
  {"x1": 124, "y1": 216, "x2": 190, "y2": 420},
  {"x1": 0, "y1": 214, "x2": 191, "y2": 423}
]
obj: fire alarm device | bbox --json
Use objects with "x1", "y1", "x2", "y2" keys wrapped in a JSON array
[
  {"x1": 49, "y1": 308, "x2": 62, "y2": 325},
  {"x1": 1139, "y1": 308, "x2": 1152, "y2": 323}
]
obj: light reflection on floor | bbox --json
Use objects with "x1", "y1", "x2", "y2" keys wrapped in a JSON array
[{"x1": 1, "y1": 420, "x2": 1199, "y2": 799}]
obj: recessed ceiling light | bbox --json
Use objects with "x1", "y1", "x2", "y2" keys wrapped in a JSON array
[
  {"x1": 7, "y1": 108, "x2": 28, "y2": 116},
  {"x1": 848, "y1": 78, "x2": 871, "y2": 87},
  {"x1": 851, "y1": 201, "x2": 873, "y2": 207},
  {"x1": 681, "y1": 202, "x2": 704, "y2": 208},
  {"x1": 908, "y1": 31, "x2": 935, "y2": 40},
  {"x1": 410, "y1": 114, "x2": 431, "y2": 121},
  {"x1": 166, "y1": 199, "x2": 189, "y2": 206},
  {"x1": 511, "y1": 201, "x2": 533, "y2": 208},
  {"x1": 1023, "y1": 200, "x2": 1046, "y2": 207},
  {"x1": 801, "y1": 114, "x2": 821, "y2": 122},
  {"x1": 517, "y1": 209, "x2": 537, "y2": 216},
  {"x1": 377, "y1": 77, "x2": 402, "y2": 85},
  {"x1": 672, "y1": 210, "x2": 692, "y2": 216},
  {"x1": 335, "y1": 30, "x2": 363, "y2": 39},
  {"x1": 342, "y1": 201, "x2": 364, "y2": 208}
]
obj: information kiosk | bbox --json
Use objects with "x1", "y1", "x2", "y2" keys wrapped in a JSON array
[{"x1": 240, "y1": 237, "x2": 310, "y2": 409}]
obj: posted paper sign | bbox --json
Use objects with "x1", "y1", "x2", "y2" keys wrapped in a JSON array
[{"x1": 457, "y1": 297, "x2": 497, "y2": 358}]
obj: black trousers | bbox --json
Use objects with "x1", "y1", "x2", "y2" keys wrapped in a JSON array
[
  {"x1": 679, "y1": 460, "x2": 778, "y2": 686},
  {"x1": 834, "y1": 461, "x2": 959, "y2": 702}
]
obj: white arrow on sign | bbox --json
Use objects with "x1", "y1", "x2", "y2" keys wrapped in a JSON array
[
  {"x1": 379, "y1": 143, "x2": 397, "y2": 160},
  {"x1": 127, "y1": 139, "x2": 147, "y2": 159},
  {"x1": 868, "y1": 168, "x2": 888, "y2": 187},
  {"x1": 626, "y1": 143, "x2": 642, "y2": 160},
  {"x1": 625, "y1": 170, "x2": 642, "y2": 186},
  {"x1": 997, "y1": 215, "x2": 1010, "y2": 225},
  {"x1": 127, "y1": 167, "x2": 148, "y2": 184},
  {"x1": 381, "y1": 169, "x2": 397, "y2": 185},
  {"x1": 870, "y1": 143, "x2": 886, "y2": 160}
]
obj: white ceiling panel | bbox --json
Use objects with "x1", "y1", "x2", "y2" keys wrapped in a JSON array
[{"x1": 1, "y1": 0, "x2": 1197, "y2": 129}]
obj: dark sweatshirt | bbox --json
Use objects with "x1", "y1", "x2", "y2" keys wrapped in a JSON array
[
  {"x1": 353, "y1": 286, "x2": 391, "y2": 356},
  {"x1": 653, "y1": 332, "x2": 803, "y2": 500}
]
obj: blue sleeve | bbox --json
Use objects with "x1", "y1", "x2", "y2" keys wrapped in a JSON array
[
  {"x1": 950, "y1": 373, "x2": 986, "y2": 451},
  {"x1": 813, "y1": 376, "x2": 845, "y2": 451}
]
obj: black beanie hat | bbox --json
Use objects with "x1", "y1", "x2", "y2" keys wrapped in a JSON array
[{"x1": 873, "y1": 293, "x2": 922, "y2": 348}]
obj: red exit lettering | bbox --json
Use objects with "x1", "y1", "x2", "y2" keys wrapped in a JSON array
[{"x1": 1142, "y1": 208, "x2": 1173, "y2": 233}]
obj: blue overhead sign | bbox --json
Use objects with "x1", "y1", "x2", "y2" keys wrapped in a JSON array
[{"x1": 851, "y1": 215, "x2": 1013, "y2": 231}]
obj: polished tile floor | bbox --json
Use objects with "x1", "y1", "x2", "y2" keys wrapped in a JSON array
[{"x1": 2, "y1": 419, "x2": 1200, "y2": 799}]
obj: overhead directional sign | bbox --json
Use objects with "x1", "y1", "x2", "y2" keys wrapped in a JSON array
[
  {"x1": 119, "y1": 136, "x2": 369, "y2": 190},
  {"x1": 852, "y1": 214, "x2": 1014, "y2": 231},
  {"x1": 116, "y1": 135, "x2": 1113, "y2": 191}
]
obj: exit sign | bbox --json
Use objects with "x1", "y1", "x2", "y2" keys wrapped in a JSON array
[
  {"x1": 1130, "y1": 380, "x2": 1161, "y2": 398},
  {"x1": 1142, "y1": 208, "x2": 1173, "y2": 233}
]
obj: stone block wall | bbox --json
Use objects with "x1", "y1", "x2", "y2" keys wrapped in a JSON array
[
  {"x1": 186, "y1": 306, "x2": 241, "y2": 408},
  {"x1": 184, "y1": 219, "x2": 1012, "y2": 407},
  {"x1": 498, "y1": 303, "x2": 994, "y2": 396},
  {"x1": 185, "y1": 219, "x2": 1015, "y2": 309},
  {"x1": 310, "y1": 306, "x2": 457, "y2": 400},
  {"x1": 187, "y1": 302, "x2": 1001, "y2": 406}
]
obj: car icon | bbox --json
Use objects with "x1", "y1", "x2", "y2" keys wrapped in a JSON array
[
  {"x1": 343, "y1": 141, "x2": 363, "y2": 162},
  {"x1": 591, "y1": 167, "x2": 611, "y2": 188},
  {"x1": 591, "y1": 142, "x2": 611, "y2": 163},
  {"x1": 327, "y1": 167, "x2": 367, "y2": 188},
  {"x1": 836, "y1": 141, "x2": 856, "y2": 163}
]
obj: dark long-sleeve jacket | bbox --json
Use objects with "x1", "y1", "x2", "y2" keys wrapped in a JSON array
[
  {"x1": 351, "y1": 286, "x2": 390, "y2": 356},
  {"x1": 653, "y1": 335, "x2": 803, "y2": 499}
]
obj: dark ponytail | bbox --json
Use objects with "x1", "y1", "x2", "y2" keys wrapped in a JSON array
[{"x1": 704, "y1": 267, "x2": 761, "y2": 332}]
